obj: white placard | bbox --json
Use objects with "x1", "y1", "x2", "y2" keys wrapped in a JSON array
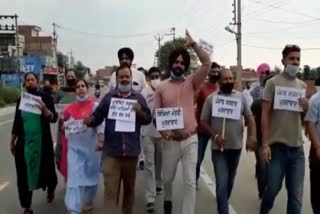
[
  {"x1": 115, "y1": 120, "x2": 135, "y2": 132},
  {"x1": 274, "y1": 86, "x2": 305, "y2": 112},
  {"x1": 199, "y1": 39, "x2": 214, "y2": 56},
  {"x1": 64, "y1": 118, "x2": 86, "y2": 136},
  {"x1": 155, "y1": 107, "x2": 184, "y2": 131},
  {"x1": 19, "y1": 92, "x2": 42, "y2": 114},
  {"x1": 108, "y1": 98, "x2": 136, "y2": 122},
  {"x1": 212, "y1": 95, "x2": 241, "y2": 120}
]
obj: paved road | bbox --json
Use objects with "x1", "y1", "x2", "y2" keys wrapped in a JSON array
[{"x1": 0, "y1": 90, "x2": 314, "y2": 214}]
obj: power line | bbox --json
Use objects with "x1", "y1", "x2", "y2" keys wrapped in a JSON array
[
  {"x1": 55, "y1": 24, "x2": 169, "y2": 39},
  {"x1": 248, "y1": 17, "x2": 319, "y2": 25},
  {"x1": 243, "y1": 44, "x2": 320, "y2": 50}
]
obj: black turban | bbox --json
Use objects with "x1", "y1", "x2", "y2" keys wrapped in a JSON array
[{"x1": 118, "y1": 47, "x2": 134, "y2": 61}]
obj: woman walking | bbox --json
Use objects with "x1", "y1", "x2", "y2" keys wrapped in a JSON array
[
  {"x1": 63, "y1": 79, "x2": 104, "y2": 214},
  {"x1": 10, "y1": 72, "x2": 58, "y2": 214}
]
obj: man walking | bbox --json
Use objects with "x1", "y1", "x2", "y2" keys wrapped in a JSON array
[
  {"x1": 260, "y1": 45, "x2": 308, "y2": 214},
  {"x1": 141, "y1": 67, "x2": 163, "y2": 213},
  {"x1": 153, "y1": 30, "x2": 210, "y2": 214},
  {"x1": 84, "y1": 64, "x2": 151, "y2": 214},
  {"x1": 200, "y1": 69, "x2": 256, "y2": 214},
  {"x1": 195, "y1": 62, "x2": 220, "y2": 186}
]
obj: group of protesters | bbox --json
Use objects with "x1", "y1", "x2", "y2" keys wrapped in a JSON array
[{"x1": 9, "y1": 29, "x2": 320, "y2": 214}]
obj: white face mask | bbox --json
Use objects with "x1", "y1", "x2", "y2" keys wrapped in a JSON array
[
  {"x1": 285, "y1": 64, "x2": 300, "y2": 77},
  {"x1": 150, "y1": 79, "x2": 161, "y2": 89}
]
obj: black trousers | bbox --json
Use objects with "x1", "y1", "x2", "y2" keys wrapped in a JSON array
[{"x1": 310, "y1": 161, "x2": 320, "y2": 214}]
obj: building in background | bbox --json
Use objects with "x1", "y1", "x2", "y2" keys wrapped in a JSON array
[{"x1": 96, "y1": 66, "x2": 114, "y2": 85}]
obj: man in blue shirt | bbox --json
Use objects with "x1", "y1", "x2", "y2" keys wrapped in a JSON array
[{"x1": 84, "y1": 64, "x2": 151, "y2": 214}]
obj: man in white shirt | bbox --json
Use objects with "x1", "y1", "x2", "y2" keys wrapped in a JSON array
[
  {"x1": 141, "y1": 67, "x2": 163, "y2": 213},
  {"x1": 108, "y1": 47, "x2": 148, "y2": 169}
]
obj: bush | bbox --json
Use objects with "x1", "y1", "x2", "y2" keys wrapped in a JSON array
[
  {"x1": 0, "y1": 97, "x2": 6, "y2": 107},
  {"x1": 0, "y1": 87, "x2": 20, "y2": 106}
]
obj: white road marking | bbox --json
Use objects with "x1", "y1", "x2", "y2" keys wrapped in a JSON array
[
  {"x1": 0, "y1": 181, "x2": 10, "y2": 191},
  {"x1": 0, "y1": 119, "x2": 13, "y2": 126},
  {"x1": 200, "y1": 167, "x2": 238, "y2": 214}
]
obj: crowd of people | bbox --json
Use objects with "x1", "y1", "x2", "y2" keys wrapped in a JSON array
[{"x1": 8, "y1": 31, "x2": 320, "y2": 214}]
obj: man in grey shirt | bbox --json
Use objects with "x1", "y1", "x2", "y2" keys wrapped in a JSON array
[{"x1": 200, "y1": 69, "x2": 256, "y2": 214}]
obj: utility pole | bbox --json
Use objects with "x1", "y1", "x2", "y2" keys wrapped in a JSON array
[
  {"x1": 14, "y1": 14, "x2": 22, "y2": 92},
  {"x1": 154, "y1": 34, "x2": 163, "y2": 67},
  {"x1": 236, "y1": 0, "x2": 242, "y2": 90}
]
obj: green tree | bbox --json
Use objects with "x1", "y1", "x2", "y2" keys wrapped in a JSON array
[
  {"x1": 296, "y1": 72, "x2": 302, "y2": 80},
  {"x1": 74, "y1": 61, "x2": 87, "y2": 79},
  {"x1": 316, "y1": 67, "x2": 320, "y2": 79},
  {"x1": 155, "y1": 38, "x2": 198, "y2": 73},
  {"x1": 303, "y1": 65, "x2": 311, "y2": 80}
]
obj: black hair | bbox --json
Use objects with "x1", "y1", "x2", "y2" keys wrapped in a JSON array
[
  {"x1": 118, "y1": 47, "x2": 134, "y2": 61},
  {"x1": 148, "y1": 67, "x2": 161, "y2": 76},
  {"x1": 211, "y1": 62, "x2": 220, "y2": 69},
  {"x1": 75, "y1": 79, "x2": 89, "y2": 89},
  {"x1": 315, "y1": 78, "x2": 320, "y2": 86},
  {"x1": 137, "y1": 67, "x2": 145, "y2": 71},
  {"x1": 24, "y1": 72, "x2": 39, "y2": 82},
  {"x1": 168, "y1": 48, "x2": 190, "y2": 71},
  {"x1": 116, "y1": 64, "x2": 132, "y2": 77},
  {"x1": 282, "y1": 45, "x2": 301, "y2": 59}
]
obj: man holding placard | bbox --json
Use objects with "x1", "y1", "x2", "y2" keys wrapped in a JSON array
[
  {"x1": 83, "y1": 64, "x2": 151, "y2": 214},
  {"x1": 200, "y1": 69, "x2": 256, "y2": 214},
  {"x1": 153, "y1": 30, "x2": 210, "y2": 214},
  {"x1": 260, "y1": 45, "x2": 308, "y2": 214}
]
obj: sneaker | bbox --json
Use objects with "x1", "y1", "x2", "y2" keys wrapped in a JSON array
[
  {"x1": 164, "y1": 200, "x2": 172, "y2": 214},
  {"x1": 146, "y1": 202, "x2": 155, "y2": 213},
  {"x1": 156, "y1": 187, "x2": 163, "y2": 195}
]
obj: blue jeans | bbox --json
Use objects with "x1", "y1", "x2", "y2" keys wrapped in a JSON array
[
  {"x1": 260, "y1": 143, "x2": 305, "y2": 214},
  {"x1": 196, "y1": 132, "x2": 210, "y2": 183},
  {"x1": 212, "y1": 149, "x2": 241, "y2": 214}
]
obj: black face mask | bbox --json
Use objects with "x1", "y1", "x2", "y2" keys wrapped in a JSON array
[
  {"x1": 26, "y1": 86, "x2": 38, "y2": 94},
  {"x1": 220, "y1": 82, "x2": 234, "y2": 94},
  {"x1": 209, "y1": 75, "x2": 219, "y2": 83},
  {"x1": 66, "y1": 79, "x2": 76, "y2": 87},
  {"x1": 171, "y1": 67, "x2": 184, "y2": 79}
]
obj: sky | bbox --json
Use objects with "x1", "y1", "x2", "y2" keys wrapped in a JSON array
[{"x1": 1, "y1": 0, "x2": 320, "y2": 72}]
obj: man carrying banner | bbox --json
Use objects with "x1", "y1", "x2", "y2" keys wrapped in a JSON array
[
  {"x1": 153, "y1": 30, "x2": 210, "y2": 214},
  {"x1": 200, "y1": 69, "x2": 256, "y2": 214},
  {"x1": 260, "y1": 45, "x2": 308, "y2": 214},
  {"x1": 195, "y1": 62, "x2": 220, "y2": 187},
  {"x1": 108, "y1": 47, "x2": 147, "y2": 170},
  {"x1": 83, "y1": 64, "x2": 151, "y2": 214}
]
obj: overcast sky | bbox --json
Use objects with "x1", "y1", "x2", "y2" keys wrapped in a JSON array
[{"x1": 2, "y1": 0, "x2": 320, "y2": 71}]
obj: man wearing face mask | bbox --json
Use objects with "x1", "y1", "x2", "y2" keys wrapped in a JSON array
[
  {"x1": 108, "y1": 47, "x2": 147, "y2": 170},
  {"x1": 153, "y1": 31, "x2": 210, "y2": 214},
  {"x1": 54, "y1": 69, "x2": 77, "y2": 181},
  {"x1": 250, "y1": 63, "x2": 271, "y2": 101},
  {"x1": 140, "y1": 67, "x2": 164, "y2": 212},
  {"x1": 260, "y1": 45, "x2": 308, "y2": 214},
  {"x1": 195, "y1": 62, "x2": 220, "y2": 187},
  {"x1": 200, "y1": 69, "x2": 256, "y2": 214},
  {"x1": 83, "y1": 64, "x2": 151, "y2": 214}
]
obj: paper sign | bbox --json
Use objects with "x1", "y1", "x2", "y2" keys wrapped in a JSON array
[
  {"x1": 274, "y1": 86, "x2": 305, "y2": 112},
  {"x1": 19, "y1": 92, "x2": 42, "y2": 114},
  {"x1": 64, "y1": 118, "x2": 86, "y2": 136},
  {"x1": 108, "y1": 98, "x2": 137, "y2": 122},
  {"x1": 212, "y1": 95, "x2": 241, "y2": 120},
  {"x1": 199, "y1": 39, "x2": 214, "y2": 56},
  {"x1": 155, "y1": 107, "x2": 184, "y2": 131},
  {"x1": 115, "y1": 120, "x2": 135, "y2": 132}
]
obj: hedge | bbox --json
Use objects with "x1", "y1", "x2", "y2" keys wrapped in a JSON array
[{"x1": 0, "y1": 87, "x2": 20, "y2": 107}]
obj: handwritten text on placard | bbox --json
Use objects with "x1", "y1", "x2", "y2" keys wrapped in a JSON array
[
  {"x1": 19, "y1": 92, "x2": 42, "y2": 115},
  {"x1": 155, "y1": 107, "x2": 184, "y2": 131},
  {"x1": 108, "y1": 98, "x2": 137, "y2": 122},
  {"x1": 212, "y1": 95, "x2": 241, "y2": 120},
  {"x1": 274, "y1": 86, "x2": 305, "y2": 112}
]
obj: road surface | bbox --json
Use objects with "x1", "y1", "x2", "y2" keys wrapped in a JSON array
[{"x1": 0, "y1": 90, "x2": 313, "y2": 213}]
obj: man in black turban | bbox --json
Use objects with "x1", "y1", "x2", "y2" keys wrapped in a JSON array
[{"x1": 117, "y1": 47, "x2": 134, "y2": 67}]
